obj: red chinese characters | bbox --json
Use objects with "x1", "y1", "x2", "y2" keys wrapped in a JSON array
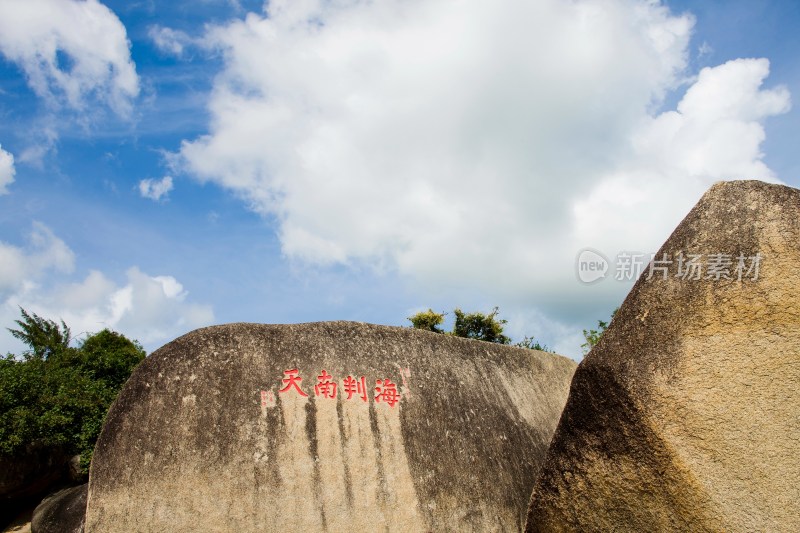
[
  {"x1": 275, "y1": 369, "x2": 403, "y2": 407},
  {"x1": 343, "y1": 375, "x2": 368, "y2": 402},
  {"x1": 260, "y1": 390, "x2": 275, "y2": 407},
  {"x1": 278, "y1": 368, "x2": 308, "y2": 397},
  {"x1": 314, "y1": 370, "x2": 338, "y2": 399},
  {"x1": 374, "y1": 379, "x2": 400, "y2": 408}
]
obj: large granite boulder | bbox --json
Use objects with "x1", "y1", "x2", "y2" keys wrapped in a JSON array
[
  {"x1": 526, "y1": 180, "x2": 800, "y2": 532},
  {"x1": 31, "y1": 484, "x2": 86, "y2": 533},
  {"x1": 86, "y1": 321, "x2": 576, "y2": 532}
]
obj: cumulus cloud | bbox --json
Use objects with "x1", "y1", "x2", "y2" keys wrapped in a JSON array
[
  {"x1": 38, "y1": 267, "x2": 214, "y2": 347},
  {"x1": 0, "y1": 224, "x2": 214, "y2": 354},
  {"x1": 0, "y1": 222, "x2": 74, "y2": 295},
  {"x1": 138, "y1": 175, "x2": 174, "y2": 201},
  {"x1": 573, "y1": 58, "x2": 790, "y2": 259},
  {"x1": 177, "y1": 0, "x2": 790, "y2": 354},
  {"x1": 0, "y1": 144, "x2": 14, "y2": 194},
  {"x1": 0, "y1": 0, "x2": 139, "y2": 117},
  {"x1": 148, "y1": 25, "x2": 194, "y2": 58}
]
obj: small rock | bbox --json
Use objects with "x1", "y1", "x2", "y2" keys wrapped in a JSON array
[{"x1": 31, "y1": 484, "x2": 86, "y2": 533}]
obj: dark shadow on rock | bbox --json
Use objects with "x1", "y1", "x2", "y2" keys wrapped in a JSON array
[
  {"x1": 0, "y1": 447, "x2": 71, "y2": 530},
  {"x1": 31, "y1": 484, "x2": 86, "y2": 533}
]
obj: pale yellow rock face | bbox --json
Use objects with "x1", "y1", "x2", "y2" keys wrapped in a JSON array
[
  {"x1": 526, "y1": 180, "x2": 800, "y2": 532},
  {"x1": 85, "y1": 321, "x2": 576, "y2": 532}
]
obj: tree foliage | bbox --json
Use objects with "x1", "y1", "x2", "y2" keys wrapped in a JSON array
[
  {"x1": 8, "y1": 308, "x2": 71, "y2": 361},
  {"x1": 514, "y1": 336, "x2": 552, "y2": 352},
  {"x1": 0, "y1": 309, "x2": 145, "y2": 472},
  {"x1": 581, "y1": 308, "x2": 618, "y2": 355},
  {"x1": 408, "y1": 306, "x2": 549, "y2": 348},
  {"x1": 407, "y1": 309, "x2": 445, "y2": 333},
  {"x1": 452, "y1": 307, "x2": 511, "y2": 344}
]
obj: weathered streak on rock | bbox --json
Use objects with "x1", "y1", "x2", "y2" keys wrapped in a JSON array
[
  {"x1": 314, "y1": 391, "x2": 351, "y2": 533},
  {"x1": 526, "y1": 180, "x2": 800, "y2": 532},
  {"x1": 374, "y1": 401, "x2": 425, "y2": 532},
  {"x1": 275, "y1": 391, "x2": 323, "y2": 532},
  {"x1": 86, "y1": 321, "x2": 576, "y2": 532},
  {"x1": 340, "y1": 395, "x2": 383, "y2": 529}
]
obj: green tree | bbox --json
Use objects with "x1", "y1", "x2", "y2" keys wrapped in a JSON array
[
  {"x1": 407, "y1": 309, "x2": 446, "y2": 333},
  {"x1": 8, "y1": 308, "x2": 71, "y2": 361},
  {"x1": 581, "y1": 308, "x2": 618, "y2": 355},
  {"x1": 410, "y1": 306, "x2": 513, "y2": 344},
  {"x1": 515, "y1": 336, "x2": 553, "y2": 352},
  {"x1": 0, "y1": 309, "x2": 145, "y2": 472},
  {"x1": 452, "y1": 307, "x2": 511, "y2": 344},
  {"x1": 78, "y1": 329, "x2": 145, "y2": 390},
  {"x1": 407, "y1": 306, "x2": 558, "y2": 349}
]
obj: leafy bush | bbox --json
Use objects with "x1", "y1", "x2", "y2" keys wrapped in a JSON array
[
  {"x1": 409, "y1": 306, "x2": 520, "y2": 346},
  {"x1": 0, "y1": 309, "x2": 145, "y2": 472},
  {"x1": 407, "y1": 309, "x2": 446, "y2": 333},
  {"x1": 514, "y1": 336, "x2": 553, "y2": 352},
  {"x1": 452, "y1": 307, "x2": 511, "y2": 344}
]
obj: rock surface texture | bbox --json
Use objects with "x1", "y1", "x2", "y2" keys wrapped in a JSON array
[
  {"x1": 31, "y1": 484, "x2": 86, "y2": 533},
  {"x1": 85, "y1": 321, "x2": 576, "y2": 532},
  {"x1": 526, "y1": 180, "x2": 800, "y2": 532}
]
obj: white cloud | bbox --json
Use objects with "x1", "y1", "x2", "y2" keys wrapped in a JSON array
[
  {"x1": 40, "y1": 267, "x2": 214, "y2": 346},
  {"x1": 148, "y1": 25, "x2": 194, "y2": 57},
  {"x1": 17, "y1": 123, "x2": 59, "y2": 167},
  {"x1": 138, "y1": 175, "x2": 174, "y2": 201},
  {"x1": 0, "y1": 222, "x2": 74, "y2": 295},
  {"x1": 0, "y1": 144, "x2": 14, "y2": 194},
  {"x1": 0, "y1": 224, "x2": 214, "y2": 354},
  {"x1": 572, "y1": 58, "x2": 790, "y2": 257},
  {"x1": 0, "y1": 0, "x2": 139, "y2": 117},
  {"x1": 177, "y1": 0, "x2": 790, "y2": 357}
]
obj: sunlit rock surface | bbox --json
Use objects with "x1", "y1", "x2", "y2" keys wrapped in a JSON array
[
  {"x1": 526, "y1": 181, "x2": 800, "y2": 532},
  {"x1": 86, "y1": 321, "x2": 576, "y2": 532}
]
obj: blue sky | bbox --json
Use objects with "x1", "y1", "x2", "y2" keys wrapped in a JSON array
[{"x1": 0, "y1": 0, "x2": 797, "y2": 359}]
